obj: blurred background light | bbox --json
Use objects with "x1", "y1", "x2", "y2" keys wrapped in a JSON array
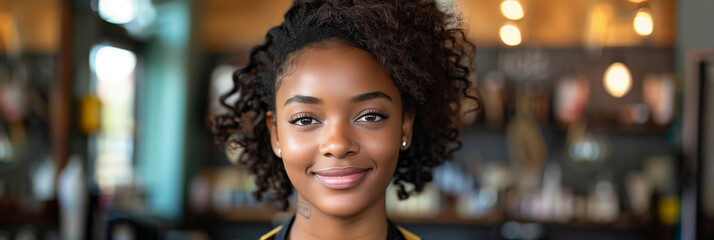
[
  {"x1": 0, "y1": 132, "x2": 12, "y2": 161},
  {"x1": 208, "y1": 65, "x2": 239, "y2": 115},
  {"x1": 634, "y1": 8, "x2": 654, "y2": 36},
  {"x1": 570, "y1": 135, "x2": 602, "y2": 162},
  {"x1": 499, "y1": 23, "x2": 522, "y2": 46},
  {"x1": 91, "y1": 45, "x2": 137, "y2": 83},
  {"x1": 500, "y1": 0, "x2": 524, "y2": 20},
  {"x1": 98, "y1": 0, "x2": 138, "y2": 24},
  {"x1": 603, "y1": 62, "x2": 632, "y2": 98}
]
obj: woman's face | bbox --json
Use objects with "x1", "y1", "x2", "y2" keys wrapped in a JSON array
[{"x1": 267, "y1": 41, "x2": 413, "y2": 218}]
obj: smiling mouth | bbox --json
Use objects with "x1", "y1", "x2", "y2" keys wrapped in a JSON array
[{"x1": 313, "y1": 167, "x2": 371, "y2": 190}]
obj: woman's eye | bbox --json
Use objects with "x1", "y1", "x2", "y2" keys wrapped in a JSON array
[
  {"x1": 356, "y1": 113, "x2": 386, "y2": 122},
  {"x1": 290, "y1": 117, "x2": 320, "y2": 126}
]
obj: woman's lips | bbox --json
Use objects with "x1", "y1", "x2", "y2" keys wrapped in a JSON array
[{"x1": 313, "y1": 167, "x2": 370, "y2": 190}]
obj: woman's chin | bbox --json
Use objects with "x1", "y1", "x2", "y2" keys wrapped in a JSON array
[{"x1": 313, "y1": 196, "x2": 370, "y2": 218}]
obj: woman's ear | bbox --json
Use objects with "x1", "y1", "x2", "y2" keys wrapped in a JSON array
[
  {"x1": 401, "y1": 109, "x2": 415, "y2": 150},
  {"x1": 266, "y1": 111, "x2": 281, "y2": 157}
]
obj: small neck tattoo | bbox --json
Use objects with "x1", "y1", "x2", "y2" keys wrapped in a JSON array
[{"x1": 297, "y1": 197, "x2": 312, "y2": 219}]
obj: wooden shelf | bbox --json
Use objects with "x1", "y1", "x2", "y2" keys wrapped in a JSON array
[{"x1": 0, "y1": 198, "x2": 58, "y2": 226}]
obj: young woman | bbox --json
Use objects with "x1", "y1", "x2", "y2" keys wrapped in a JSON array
[{"x1": 211, "y1": 0, "x2": 476, "y2": 239}]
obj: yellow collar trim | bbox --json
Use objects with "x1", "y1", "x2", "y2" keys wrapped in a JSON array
[
  {"x1": 397, "y1": 226, "x2": 422, "y2": 240},
  {"x1": 259, "y1": 225, "x2": 283, "y2": 240}
]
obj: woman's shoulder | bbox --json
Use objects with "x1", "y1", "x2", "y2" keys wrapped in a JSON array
[
  {"x1": 388, "y1": 219, "x2": 422, "y2": 240},
  {"x1": 259, "y1": 225, "x2": 283, "y2": 240},
  {"x1": 395, "y1": 226, "x2": 421, "y2": 240},
  {"x1": 259, "y1": 216, "x2": 293, "y2": 240}
]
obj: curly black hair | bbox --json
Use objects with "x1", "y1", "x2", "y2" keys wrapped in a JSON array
[{"x1": 210, "y1": 0, "x2": 476, "y2": 209}]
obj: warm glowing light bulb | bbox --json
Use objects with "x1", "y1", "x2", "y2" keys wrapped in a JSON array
[
  {"x1": 499, "y1": 24, "x2": 522, "y2": 46},
  {"x1": 604, "y1": 62, "x2": 632, "y2": 98},
  {"x1": 501, "y1": 0, "x2": 524, "y2": 20},
  {"x1": 634, "y1": 8, "x2": 653, "y2": 36}
]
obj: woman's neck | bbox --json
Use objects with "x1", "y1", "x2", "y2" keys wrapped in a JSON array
[{"x1": 288, "y1": 194, "x2": 388, "y2": 240}]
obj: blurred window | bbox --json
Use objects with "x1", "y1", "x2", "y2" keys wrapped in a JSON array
[{"x1": 89, "y1": 44, "x2": 137, "y2": 192}]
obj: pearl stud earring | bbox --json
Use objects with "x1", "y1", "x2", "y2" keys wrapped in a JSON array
[
  {"x1": 401, "y1": 140, "x2": 407, "y2": 148},
  {"x1": 277, "y1": 147, "x2": 282, "y2": 157}
]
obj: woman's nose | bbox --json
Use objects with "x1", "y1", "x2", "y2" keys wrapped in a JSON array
[{"x1": 318, "y1": 120, "x2": 358, "y2": 159}]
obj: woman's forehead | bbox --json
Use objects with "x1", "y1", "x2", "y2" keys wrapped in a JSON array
[{"x1": 276, "y1": 45, "x2": 400, "y2": 104}]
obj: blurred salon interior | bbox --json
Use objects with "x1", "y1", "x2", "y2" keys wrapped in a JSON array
[{"x1": 1, "y1": 0, "x2": 714, "y2": 239}]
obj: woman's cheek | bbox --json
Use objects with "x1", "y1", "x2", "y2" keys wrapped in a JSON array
[
  {"x1": 280, "y1": 127, "x2": 319, "y2": 169},
  {"x1": 359, "y1": 126, "x2": 401, "y2": 166}
]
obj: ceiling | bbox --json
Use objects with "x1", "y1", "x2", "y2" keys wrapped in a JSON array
[
  {"x1": 0, "y1": 0, "x2": 675, "y2": 53},
  {"x1": 200, "y1": 0, "x2": 675, "y2": 52}
]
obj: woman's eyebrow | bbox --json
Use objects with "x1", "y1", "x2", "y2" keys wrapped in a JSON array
[
  {"x1": 284, "y1": 95, "x2": 323, "y2": 106},
  {"x1": 351, "y1": 91, "x2": 392, "y2": 103}
]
